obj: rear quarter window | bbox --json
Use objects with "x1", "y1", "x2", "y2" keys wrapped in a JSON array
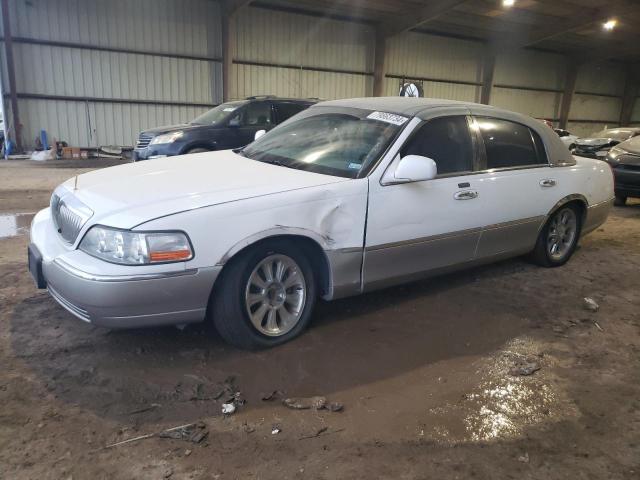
[{"x1": 476, "y1": 117, "x2": 547, "y2": 169}]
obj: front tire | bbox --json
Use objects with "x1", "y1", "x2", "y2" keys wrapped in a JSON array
[
  {"x1": 210, "y1": 240, "x2": 317, "y2": 350},
  {"x1": 531, "y1": 204, "x2": 581, "y2": 267},
  {"x1": 614, "y1": 195, "x2": 627, "y2": 206},
  {"x1": 186, "y1": 147, "x2": 209, "y2": 154}
]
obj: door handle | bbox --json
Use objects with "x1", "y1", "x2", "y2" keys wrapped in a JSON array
[
  {"x1": 540, "y1": 179, "x2": 556, "y2": 187},
  {"x1": 454, "y1": 190, "x2": 478, "y2": 200}
]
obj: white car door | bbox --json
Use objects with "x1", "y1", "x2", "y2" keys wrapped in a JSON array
[
  {"x1": 363, "y1": 110, "x2": 485, "y2": 290},
  {"x1": 470, "y1": 115, "x2": 554, "y2": 258}
]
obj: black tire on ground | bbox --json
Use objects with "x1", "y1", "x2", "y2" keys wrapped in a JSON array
[
  {"x1": 614, "y1": 195, "x2": 627, "y2": 207},
  {"x1": 209, "y1": 239, "x2": 317, "y2": 350},
  {"x1": 186, "y1": 147, "x2": 209, "y2": 154},
  {"x1": 531, "y1": 203, "x2": 581, "y2": 268}
]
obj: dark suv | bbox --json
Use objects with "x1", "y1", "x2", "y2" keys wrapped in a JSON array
[{"x1": 132, "y1": 96, "x2": 316, "y2": 161}]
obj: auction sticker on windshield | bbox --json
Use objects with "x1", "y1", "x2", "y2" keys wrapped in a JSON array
[{"x1": 366, "y1": 111, "x2": 409, "y2": 126}]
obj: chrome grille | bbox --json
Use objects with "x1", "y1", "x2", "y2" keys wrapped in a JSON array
[
  {"x1": 51, "y1": 190, "x2": 93, "y2": 244},
  {"x1": 136, "y1": 133, "x2": 153, "y2": 149}
]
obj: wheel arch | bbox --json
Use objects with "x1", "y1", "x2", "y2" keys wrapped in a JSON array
[
  {"x1": 179, "y1": 142, "x2": 217, "y2": 154},
  {"x1": 215, "y1": 229, "x2": 333, "y2": 299},
  {"x1": 545, "y1": 193, "x2": 588, "y2": 229}
]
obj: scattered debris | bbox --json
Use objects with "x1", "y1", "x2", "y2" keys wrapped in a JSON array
[
  {"x1": 509, "y1": 361, "x2": 541, "y2": 376},
  {"x1": 300, "y1": 426, "x2": 328, "y2": 439},
  {"x1": 594, "y1": 321, "x2": 604, "y2": 332},
  {"x1": 159, "y1": 422, "x2": 209, "y2": 444},
  {"x1": 325, "y1": 402, "x2": 344, "y2": 412},
  {"x1": 221, "y1": 403, "x2": 236, "y2": 415},
  {"x1": 283, "y1": 396, "x2": 326, "y2": 410},
  {"x1": 299, "y1": 427, "x2": 345, "y2": 440},
  {"x1": 271, "y1": 426, "x2": 282, "y2": 435},
  {"x1": 518, "y1": 452, "x2": 530, "y2": 463},
  {"x1": 261, "y1": 390, "x2": 283, "y2": 401},
  {"x1": 583, "y1": 297, "x2": 599, "y2": 312},
  {"x1": 103, "y1": 422, "x2": 210, "y2": 449},
  {"x1": 104, "y1": 432, "x2": 155, "y2": 449},
  {"x1": 127, "y1": 403, "x2": 161, "y2": 415},
  {"x1": 242, "y1": 422, "x2": 256, "y2": 434},
  {"x1": 282, "y1": 396, "x2": 344, "y2": 412},
  {"x1": 184, "y1": 449, "x2": 192, "y2": 456}
]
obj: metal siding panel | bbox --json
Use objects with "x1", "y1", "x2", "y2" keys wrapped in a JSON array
[
  {"x1": 575, "y1": 63, "x2": 625, "y2": 96},
  {"x1": 631, "y1": 99, "x2": 640, "y2": 123},
  {"x1": 570, "y1": 94, "x2": 621, "y2": 122},
  {"x1": 566, "y1": 122, "x2": 612, "y2": 138},
  {"x1": 234, "y1": 6, "x2": 372, "y2": 100},
  {"x1": 494, "y1": 50, "x2": 566, "y2": 90},
  {"x1": 386, "y1": 32, "x2": 483, "y2": 83},
  {"x1": 491, "y1": 88, "x2": 561, "y2": 120},
  {"x1": 7, "y1": 0, "x2": 222, "y2": 148}
]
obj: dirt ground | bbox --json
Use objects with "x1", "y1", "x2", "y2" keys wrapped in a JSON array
[{"x1": 0, "y1": 158, "x2": 639, "y2": 479}]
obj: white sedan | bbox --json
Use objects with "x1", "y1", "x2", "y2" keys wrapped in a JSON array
[{"x1": 29, "y1": 98, "x2": 614, "y2": 349}]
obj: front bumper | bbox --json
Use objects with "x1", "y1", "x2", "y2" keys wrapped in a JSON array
[
  {"x1": 133, "y1": 143, "x2": 182, "y2": 161},
  {"x1": 613, "y1": 166, "x2": 640, "y2": 198},
  {"x1": 29, "y1": 209, "x2": 220, "y2": 329}
]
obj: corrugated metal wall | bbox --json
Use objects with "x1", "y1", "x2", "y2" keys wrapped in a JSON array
[
  {"x1": 491, "y1": 50, "x2": 565, "y2": 121},
  {"x1": 2, "y1": 1, "x2": 637, "y2": 148},
  {"x1": 232, "y1": 6, "x2": 373, "y2": 100},
  {"x1": 383, "y1": 32, "x2": 482, "y2": 101},
  {"x1": 1, "y1": 0, "x2": 222, "y2": 148}
]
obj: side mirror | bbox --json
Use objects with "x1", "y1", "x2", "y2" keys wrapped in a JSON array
[
  {"x1": 392, "y1": 155, "x2": 437, "y2": 183},
  {"x1": 254, "y1": 129, "x2": 266, "y2": 141},
  {"x1": 228, "y1": 116, "x2": 240, "y2": 127}
]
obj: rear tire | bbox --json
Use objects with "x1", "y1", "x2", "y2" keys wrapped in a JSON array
[
  {"x1": 531, "y1": 204, "x2": 581, "y2": 267},
  {"x1": 210, "y1": 239, "x2": 317, "y2": 350},
  {"x1": 614, "y1": 195, "x2": 627, "y2": 206}
]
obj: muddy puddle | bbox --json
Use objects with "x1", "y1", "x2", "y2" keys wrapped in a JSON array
[
  {"x1": 423, "y1": 337, "x2": 578, "y2": 444},
  {"x1": 0, "y1": 213, "x2": 34, "y2": 239}
]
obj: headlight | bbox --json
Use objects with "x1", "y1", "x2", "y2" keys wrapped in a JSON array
[
  {"x1": 79, "y1": 226, "x2": 193, "y2": 265},
  {"x1": 607, "y1": 146, "x2": 624, "y2": 160},
  {"x1": 149, "y1": 131, "x2": 183, "y2": 145}
]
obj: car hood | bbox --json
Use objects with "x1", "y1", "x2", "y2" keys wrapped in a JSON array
[
  {"x1": 615, "y1": 136, "x2": 640, "y2": 156},
  {"x1": 575, "y1": 137, "x2": 616, "y2": 147},
  {"x1": 58, "y1": 150, "x2": 348, "y2": 229}
]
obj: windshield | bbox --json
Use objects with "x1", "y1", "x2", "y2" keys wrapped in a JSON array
[
  {"x1": 190, "y1": 101, "x2": 247, "y2": 125},
  {"x1": 590, "y1": 129, "x2": 635, "y2": 141},
  {"x1": 240, "y1": 109, "x2": 406, "y2": 178}
]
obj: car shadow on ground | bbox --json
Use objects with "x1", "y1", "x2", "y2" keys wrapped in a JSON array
[{"x1": 9, "y1": 255, "x2": 541, "y2": 424}]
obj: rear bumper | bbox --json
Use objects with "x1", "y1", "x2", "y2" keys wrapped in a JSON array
[{"x1": 582, "y1": 198, "x2": 614, "y2": 235}]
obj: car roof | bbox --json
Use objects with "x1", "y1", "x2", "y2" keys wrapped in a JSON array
[
  {"x1": 318, "y1": 97, "x2": 474, "y2": 116},
  {"x1": 245, "y1": 96, "x2": 316, "y2": 103},
  {"x1": 316, "y1": 96, "x2": 575, "y2": 167}
]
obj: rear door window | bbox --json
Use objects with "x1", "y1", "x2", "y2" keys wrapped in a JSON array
[
  {"x1": 400, "y1": 115, "x2": 474, "y2": 175},
  {"x1": 274, "y1": 102, "x2": 307, "y2": 123},
  {"x1": 243, "y1": 102, "x2": 273, "y2": 127},
  {"x1": 476, "y1": 117, "x2": 545, "y2": 169}
]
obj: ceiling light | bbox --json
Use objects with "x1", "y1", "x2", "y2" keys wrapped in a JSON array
[
  {"x1": 502, "y1": 0, "x2": 515, "y2": 6},
  {"x1": 603, "y1": 19, "x2": 617, "y2": 31}
]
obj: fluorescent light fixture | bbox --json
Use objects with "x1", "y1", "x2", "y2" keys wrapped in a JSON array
[
  {"x1": 502, "y1": 0, "x2": 515, "y2": 6},
  {"x1": 603, "y1": 19, "x2": 617, "y2": 31}
]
